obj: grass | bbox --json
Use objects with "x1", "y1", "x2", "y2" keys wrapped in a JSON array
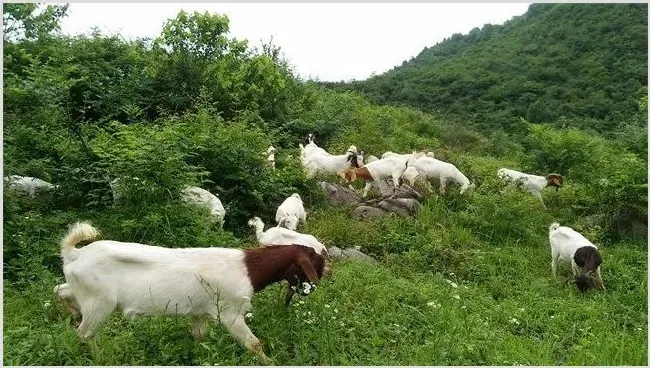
[{"x1": 3, "y1": 189, "x2": 647, "y2": 366}]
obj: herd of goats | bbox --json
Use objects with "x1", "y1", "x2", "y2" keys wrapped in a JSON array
[{"x1": 5, "y1": 132, "x2": 605, "y2": 363}]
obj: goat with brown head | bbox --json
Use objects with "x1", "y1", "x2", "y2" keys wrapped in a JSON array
[
  {"x1": 546, "y1": 174, "x2": 564, "y2": 191},
  {"x1": 244, "y1": 244, "x2": 329, "y2": 305}
]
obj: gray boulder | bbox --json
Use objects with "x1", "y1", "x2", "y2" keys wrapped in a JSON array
[
  {"x1": 352, "y1": 205, "x2": 388, "y2": 220},
  {"x1": 328, "y1": 246, "x2": 377, "y2": 264},
  {"x1": 320, "y1": 181, "x2": 361, "y2": 205}
]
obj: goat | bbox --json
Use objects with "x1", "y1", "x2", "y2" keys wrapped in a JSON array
[
  {"x1": 343, "y1": 156, "x2": 409, "y2": 198},
  {"x1": 401, "y1": 157, "x2": 473, "y2": 195},
  {"x1": 497, "y1": 168, "x2": 563, "y2": 209},
  {"x1": 548, "y1": 222, "x2": 605, "y2": 292},
  {"x1": 248, "y1": 217, "x2": 328, "y2": 258},
  {"x1": 4, "y1": 175, "x2": 58, "y2": 197},
  {"x1": 275, "y1": 193, "x2": 307, "y2": 231},
  {"x1": 301, "y1": 147, "x2": 360, "y2": 180},
  {"x1": 180, "y1": 186, "x2": 226, "y2": 228},
  {"x1": 265, "y1": 146, "x2": 276, "y2": 170},
  {"x1": 381, "y1": 151, "x2": 427, "y2": 164},
  {"x1": 54, "y1": 221, "x2": 329, "y2": 364}
]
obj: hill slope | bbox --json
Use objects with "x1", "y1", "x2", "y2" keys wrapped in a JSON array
[{"x1": 324, "y1": 3, "x2": 648, "y2": 134}]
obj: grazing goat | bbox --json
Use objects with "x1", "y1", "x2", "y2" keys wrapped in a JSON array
[
  {"x1": 265, "y1": 146, "x2": 276, "y2": 170},
  {"x1": 4, "y1": 175, "x2": 57, "y2": 197},
  {"x1": 248, "y1": 217, "x2": 329, "y2": 259},
  {"x1": 275, "y1": 193, "x2": 307, "y2": 231},
  {"x1": 381, "y1": 151, "x2": 427, "y2": 164},
  {"x1": 343, "y1": 156, "x2": 409, "y2": 198},
  {"x1": 301, "y1": 146, "x2": 360, "y2": 179},
  {"x1": 54, "y1": 222, "x2": 329, "y2": 364},
  {"x1": 180, "y1": 186, "x2": 226, "y2": 228},
  {"x1": 497, "y1": 168, "x2": 563, "y2": 209},
  {"x1": 548, "y1": 222, "x2": 605, "y2": 292},
  {"x1": 401, "y1": 157, "x2": 473, "y2": 195}
]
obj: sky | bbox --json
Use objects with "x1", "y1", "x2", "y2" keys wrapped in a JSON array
[{"x1": 59, "y1": 3, "x2": 531, "y2": 82}]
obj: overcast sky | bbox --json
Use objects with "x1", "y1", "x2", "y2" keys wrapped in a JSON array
[{"x1": 59, "y1": 3, "x2": 530, "y2": 82}]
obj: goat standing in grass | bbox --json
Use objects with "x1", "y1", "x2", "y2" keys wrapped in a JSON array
[
  {"x1": 497, "y1": 168, "x2": 563, "y2": 209},
  {"x1": 343, "y1": 156, "x2": 409, "y2": 198},
  {"x1": 548, "y1": 222, "x2": 605, "y2": 292},
  {"x1": 401, "y1": 157, "x2": 474, "y2": 195},
  {"x1": 275, "y1": 193, "x2": 307, "y2": 231},
  {"x1": 54, "y1": 222, "x2": 329, "y2": 364}
]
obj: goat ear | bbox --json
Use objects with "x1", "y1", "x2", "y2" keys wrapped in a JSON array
[{"x1": 297, "y1": 253, "x2": 320, "y2": 285}]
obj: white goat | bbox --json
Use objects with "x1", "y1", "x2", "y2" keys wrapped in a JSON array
[
  {"x1": 401, "y1": 157, "x2": 473, "y2": 195},
  {"x1": 275, "y1": 193, "x2": 307, "y2": 231},
  {"x1": 343, "y1": 156, "x2": 409, "y2": 198},
  {"x1": 180, "y1": 186, "x2": 226, "y2": 228},
  {"x1": 497, "y1": 168, "x2": 563, "y2": 209},
  {"x1": 548, "y1": 222, "x2": 605, "y2": 292},
  {"x1": 301, "y1": 147, "x2": 360, "y2": 179},
  {"x1": 248, "y1": 216, "x2": 328, "y2": 258},
  {"x1": 4, "y1": 175, "x2": 57, "y2": 197},
  {"x1": 265, "y1": 146, "x2": 276, "y2": 170},
  {"x1": 54, "y1": 222, "x2": 329, "y2": 363}
]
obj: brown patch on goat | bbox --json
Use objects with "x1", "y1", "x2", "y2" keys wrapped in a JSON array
[
  {"x1": 344, "y1": 166, "x2": 372, "y2": 183},
  {"x1": 243, "y1": 244, "x2": 325, "y2": 293},
  {"x1": 546, "y1": 174, "x2": 564, "y2": 191},
  {"x1": 573, "y1": 246, "x2": 604, "y2": 292}
]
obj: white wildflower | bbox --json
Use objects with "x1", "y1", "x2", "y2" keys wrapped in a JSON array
[
  {"x1": 334, "y1": 308, "x2": 338, "y2": 313},
  {"x1": 449, "y1": 272, "x2": 455, "y2": 276},
  {"x1": 452, "y1": 294, "x2": 460, "y2": 300},
  {"x1": 461, "y1": 305, "x2": 466, "y2": 309},
  {"x1": 509, "y1": 317, "x2": 520, "y2": 325},
  {"x1": 550, "y1": 315, "x2": 555, "y2": 319},
  {"x1": 450, "y1": 282, "x2": 458, "y2": 288},
  {"x1": 325, "y1": 304, "x2": 330, "y2": 308},
  {"x1": 43, "y1": 301, "x2": 51, "y2": 308},
  {"x1": 245, "y1": 312, "x2": 253, "y2": 319},
  {"x1": 427, "y1": 301, "x2": 436, "y2": 307}
]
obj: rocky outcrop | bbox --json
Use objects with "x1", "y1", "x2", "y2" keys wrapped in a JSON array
[{"x1": 321, "y1": 181, "x2": 424, "y2": 219}]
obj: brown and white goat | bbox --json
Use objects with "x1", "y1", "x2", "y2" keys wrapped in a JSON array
[{"x1": 54, "y1": 222, "x2": 329, "y2": 364}]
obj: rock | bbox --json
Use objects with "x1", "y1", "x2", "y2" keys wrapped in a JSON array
[
  {"x1": 340, "y1": 248, "x2": 378, "y2": 264},
  {"x1": 327, "y1": 246, "x2": 377, "y2": 264},
  {"x1": 320, "y1": 181, "x2": 361, "y2": 205},
  {"x1": 377, "y1": 198, "x2": 423, "y2": 216},
  {"x1": 352, "y1": 205, "x2": 388, "y2": 220},
  {"x1": 327, "y1": 246, "x2": 343, "y2": 259}
]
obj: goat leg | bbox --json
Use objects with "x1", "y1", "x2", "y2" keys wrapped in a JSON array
[{"x1": 284, "y1": 283, "x2": 295, "y2": 306}]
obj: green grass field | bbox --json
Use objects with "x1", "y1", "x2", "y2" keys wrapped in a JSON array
[{"x1": 3, "y1": 195, "x2": 647, "y2": 366}]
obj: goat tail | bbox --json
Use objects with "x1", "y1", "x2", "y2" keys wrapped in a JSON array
[
  {"x1": 549, "y1": 222, "x2": 561, "y2": 233},
  {"x1": 61, "y1": 221, "x2": 100, "y2": 262}
]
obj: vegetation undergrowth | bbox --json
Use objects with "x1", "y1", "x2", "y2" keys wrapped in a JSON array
[{"x1": 3, "y1": 3, "x2": 647, "y2": 366}]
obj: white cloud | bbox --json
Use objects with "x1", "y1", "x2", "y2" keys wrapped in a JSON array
[{"x1": 59, "y1": 3, "x2": 530, "y2": 82}]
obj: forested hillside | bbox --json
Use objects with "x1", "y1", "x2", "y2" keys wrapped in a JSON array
[
  {"x1": 3, "y1": 4, "x2": 647, "y2": 366},
  {"x1": 324, "y1": 3, "x2": 648, "y2": 141}
]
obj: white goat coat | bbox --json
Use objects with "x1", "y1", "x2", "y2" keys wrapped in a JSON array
[
  {"x1": 302, "y1": 150, "x2": 356, "y2": 179},
  {"x1": 548, "y1": 223, "x2": 598, "y2": 275},
  {"x1": 356, "y1": 156, "x2": 409, "y2": 197},
  {"x1": 275, "y1": 194, "x2": 306, "y2": 231},
  {"x1": 64, "y1": 240, "x2": 253, "y2": 319},
  {"x1": 497, "y1": 168, "x2": 548, "y2": 194},
  {"x1": 250, "y1": 218, "x2": 327, "y2": 256},
  {"x1": 4, "y1": 175, "x2": 56, "y2": 197},
  {"x1": 181, "y1": 186, "x2": 226, "y2": 227},
  {"x1": 405, "y1": 157, "x2": 471, "y2": 194}
]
